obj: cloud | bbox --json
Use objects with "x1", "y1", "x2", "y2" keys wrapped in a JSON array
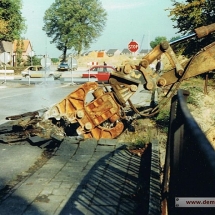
[{"x1": 102, "y1": 0, "x2": 147, "y2": 10}]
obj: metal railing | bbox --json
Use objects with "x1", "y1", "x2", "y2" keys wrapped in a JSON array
[{"x1": 162, "y1": 89, "x2": 215, "y2": 215}]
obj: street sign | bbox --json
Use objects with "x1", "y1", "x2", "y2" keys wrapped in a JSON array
[
  {"x1": 29, "y1": 51, "x2": 34, "y2": 57},
  {"x1": 68, "y1": 57, "x2": 78, "y2": 70},
  {"x1": 41, "y1": 56, "x2": 51, "y2": 69},
  {"x1": 128, "y1": 40, "x2": 139, "y2": 53},
  {"x1": 0, "y1": 52, "x2": 11, "y2": 64}
]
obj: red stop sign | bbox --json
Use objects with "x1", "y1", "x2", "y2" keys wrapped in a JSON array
[{"x1": 128, "y1": 40, "x2": 139, "y2": 52}]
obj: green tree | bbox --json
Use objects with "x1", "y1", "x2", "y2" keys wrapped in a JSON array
[
  {"x1": 43, "y1": 0, "x2": 107, "y2": 60},
  {"x1": 150, "y1": 36, "x2": 167, "y2": 49},
  {"x1": 0, "y1": 19, "x2": 8, "y2": 35},
  {"x1": 51, "y1": 58, "x2": 59, "y2": 64},
  {"x1": 169, "y1": 35, "x2": 184, "y2": 55},
  {"x1": 16, "y1": 39, "x2": 24, "y2": 66},
  {"x1": 0, "y1": 0, "x2": 26, "y2": 41},
  {"x1": 25, "y1": 56, "x2": 41, "y2": 66},
  {"x1": 167, "y1": 0, "x2": 215, "y2": 56}
]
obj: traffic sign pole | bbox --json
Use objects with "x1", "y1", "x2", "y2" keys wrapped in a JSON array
[
  {"x1": 68, "y1": 57, "x2": 75, "y2": 85},
  {"x1": 0, "y1": 52, "x2": 11, "y2": 84},
  {"x1": 28, "y1": 51, "x2": 34, "y2": 85},
  {"x1": 41, "y1": 56, "x2": 51, "y2": 84}
]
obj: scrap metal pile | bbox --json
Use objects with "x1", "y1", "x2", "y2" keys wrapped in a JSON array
[{"x1": 2, "y1": 23, "x2": 215, "y2": 142}]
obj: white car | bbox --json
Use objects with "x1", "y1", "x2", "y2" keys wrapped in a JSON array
[{"x1": 21, "y1": 66, "x2": 62, "y2": 79}]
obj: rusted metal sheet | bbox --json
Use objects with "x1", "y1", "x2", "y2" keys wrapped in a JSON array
[{"x1": 41, "y1": 82, "x2": 124, "y2": 140}]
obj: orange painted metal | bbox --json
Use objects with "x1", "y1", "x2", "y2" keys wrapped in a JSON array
[{"x1": 44, "y1": 82, "x2": 124, "y2": 140}]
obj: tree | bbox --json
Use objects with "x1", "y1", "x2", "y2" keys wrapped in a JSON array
[
  {"x1": 0, "y1": 0, "x2": 26, "y2": 41},
  {"x1": 167, "y1": 0, "x2": 215, "y2": 56},
  {"x1": 43, "y1": 0, "x2": 107, "y2": 60},
  {"x1": 0, "y1": 19, "x2": 8, "y2": 35},
  {"x1": 15, "y1": 39, "x2": 25, "y2": 66},
  {"x1": 25, "y1": 56, "x2": 42, "y2": 66},
  {"x1": 51, "y1": 58, "x2": 59, "y2": 64},
  {"x1": 169, "y1": 35, "x2": 185, "y2": 56},
  {"x1": 150, "y1": 36, "x2": 167, "y2": 49}
]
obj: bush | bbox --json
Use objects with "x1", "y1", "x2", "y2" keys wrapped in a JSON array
[{"x1": 154, "y1": 109, "x2": 170, "y2": 132}]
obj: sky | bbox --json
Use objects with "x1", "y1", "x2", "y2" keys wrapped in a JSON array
[{"x1": 21, "y1": 0, "x2": 179, "y2": 58}]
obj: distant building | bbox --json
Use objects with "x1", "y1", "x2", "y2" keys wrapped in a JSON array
[
  {"x1": 121, "y1": 48, "x2": 132, "y2": 55},
  {"x1": 81, "y1": 51, "x2": 91, "y2": 56},
  {"x1": 106, "y1": 49, "x2": 121, "y2": 57},
  {"x1": 139, "y1": 49, "x2": 150, "y2": 56}
]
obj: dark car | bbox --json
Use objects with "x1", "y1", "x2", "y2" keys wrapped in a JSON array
[
  {"x1": 58, "y1": 59, "x2": 78, "y2": 71},
  {"x1": 82, "y1": 65, "x2": 116, "y2": 82},
  {"x1": 57, "y1": 62, "x2": 69, "y2": 71}
]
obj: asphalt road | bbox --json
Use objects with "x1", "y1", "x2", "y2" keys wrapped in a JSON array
[{"x1": 0, "y1": 82, "x2": 79, "y2": 124}]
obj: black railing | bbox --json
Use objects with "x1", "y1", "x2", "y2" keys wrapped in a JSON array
[{"x1": 162, "y1": 89, "x2": 215, "y2": 215}]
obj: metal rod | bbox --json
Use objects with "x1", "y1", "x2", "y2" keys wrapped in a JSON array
[{"x1": 169, "y1": 32, "x2": 196, "y2": 45}]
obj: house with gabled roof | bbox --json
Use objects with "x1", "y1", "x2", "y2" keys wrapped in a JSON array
[
  {"x1": 106, "y1": 49, "x2": 121, "y2": 57},
  {"x1": 139, "y1": 49, "x2": 150, "y2": 56},
  {"x1": 13, "y1": 39, "x2": 33, "y2": 61},
  {"x1": 120, "y1": 48, "x2": 132, "y2": 55}
]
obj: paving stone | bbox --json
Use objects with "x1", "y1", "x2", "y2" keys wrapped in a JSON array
[
  {"x1": 27, "y1": 135, "x2": 50, "y2": 145},
  {"x1": 59, "y1": 182, "x2": 73, "y2": 190},
  {"x1": 91, "y1": 188, "x2": 122, "y2": 206},
  {"x1": 29, "y1": 201, "x2": 60, "y2": 214},
  {"x1": 63, "y1": 136, "x2": 80, "y2": 144},
  {"x1": 0, "y1": 135, "x2": 144, "y2": 215},
  {"x1": 12, "y1": 188, "x2": 40, "y2": 201},
  {"x1": 0, "y1": 196, "x2": 28, "y2": 215},
  {"x1": 90, "y1": 151, "x2": 113, "y2": 160},
  {"x1": 98, "y1": 138, "x2": 118, "y2": 146},
  {"x1": 75, "y1": 144, "x2": 96, "y2": 155},
  {"x1": 55, "y1": 140, "x2": 78, "y2": 157},
  {"x1": 60, "y1": 166, "x2": 85, "y2": 173},
  {"x1": 95, "y1": 145, "x2": 115, "y2": 152},
  {"x1": 23, "y1": 208, "x2": 43, "y2": 215},
  {"x1": 118, "y1": 202, "x2": 138, "y2": 215},
  {"x1": 40, "y1": 187, "x2": 55, "y2": 196},
  {"x1": 71, "y1": 154, "x2": 93, "y2": 162},
  {"x1": 65, "y1": 160, "x2": 87, "y2": 167}
]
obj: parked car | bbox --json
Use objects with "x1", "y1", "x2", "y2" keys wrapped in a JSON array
[
  {"x1": 82, "y1": 65, "x2": 116, "y2": 82},
  {"x1": 57, "y1": 62, "x2": 69, "y2": 71},
  {"x1": 21, "y1": 66, "x2": 62, "y2": 79},
  {"x1": 58, "y1": 59, "x2": 78, "y2": 71}
]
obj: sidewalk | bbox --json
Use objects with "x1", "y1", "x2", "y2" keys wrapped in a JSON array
[{"x1": 0, "y1": 137, "x2": 144, "y2": 215}]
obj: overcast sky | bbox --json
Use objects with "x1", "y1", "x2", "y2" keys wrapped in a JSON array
[{"x1": 21, "y1": 0, "x2": 179, "y2": 58}]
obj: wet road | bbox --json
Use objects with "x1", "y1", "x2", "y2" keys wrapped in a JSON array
[{"x1": 0, "y1": 82, "x2": 78, "y2": 123}]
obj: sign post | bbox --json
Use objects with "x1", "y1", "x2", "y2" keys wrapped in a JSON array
[
  {"x1": 0, "y1": 52, "x2": 11, "y2": 83},
  {"x1": 128, "y1": 40, "x2": 139, "y2": 53},
  {"x1": 68, "y1": 57, "x2": 76, "y2": 85},
  {"x1": 28, "y1": 51, "x2": 34, "y2": 85},
  {"x1": 41, "y1": 55, "x2": 51, "y2": 84},
  {"x1": 29, "y1": 51, "x2": 34, "y2": 66}
]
